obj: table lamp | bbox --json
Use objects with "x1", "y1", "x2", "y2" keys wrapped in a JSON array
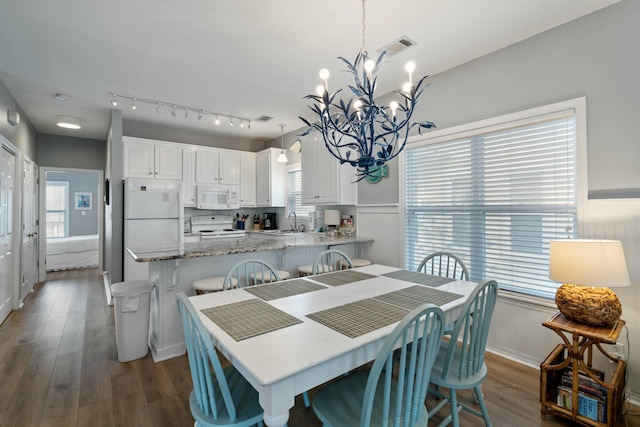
[{"x1": 549, "y1": 239, "x2": 630, "y2": 326}]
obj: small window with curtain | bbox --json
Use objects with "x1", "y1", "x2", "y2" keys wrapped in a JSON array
[
  {"x1": 287, "y1": 163, "x2": 315, "y2": 218},
  {"x1": 403, "y1": 99, "x2": 585, "y2": 299}
]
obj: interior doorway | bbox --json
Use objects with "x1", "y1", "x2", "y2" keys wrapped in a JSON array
[{"x1": 38, "y1": 167, "x2": 103, "y2": 281}]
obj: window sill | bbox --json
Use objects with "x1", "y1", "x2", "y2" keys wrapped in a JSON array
[{"x1": 497, "y1": 289, "x2": 557, "y2": 310}]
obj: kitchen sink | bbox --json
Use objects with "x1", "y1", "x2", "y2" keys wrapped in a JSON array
[{"x1": 260, "y1": 229, "x2": 301, "y2": 235}]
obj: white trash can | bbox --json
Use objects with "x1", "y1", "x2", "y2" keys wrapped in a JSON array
[{"x1": 111, "y1": 280, "x2": 155, "y2": 362}]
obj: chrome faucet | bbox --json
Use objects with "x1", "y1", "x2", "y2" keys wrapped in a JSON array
[{"x1": 288, "y1": 211, "x2": 297, "y2": 230}]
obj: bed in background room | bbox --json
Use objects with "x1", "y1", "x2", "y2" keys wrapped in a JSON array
[{"x1": 46, "y1": 235, "x2": 99, "y2": 271}]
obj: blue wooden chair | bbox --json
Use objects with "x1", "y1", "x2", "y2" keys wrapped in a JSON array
[
  {"x1": 312, "y1": 249, "x2": 353, "y2": 274},
  {"x1": 312, "y1": 304, "x2": 445, "y2": 427},
  {"x1": 223, "y1": 258, "x2": 280, "y2": 290},
  {"x1": 176, "y1": 292, "x2": 264, "y2": 427},
  {"x1": 427, "y1": 279, "x2": 498, "y2": 427},
  {"x1": 418, "y1": 251, "x2": 469, "y2": 281}
]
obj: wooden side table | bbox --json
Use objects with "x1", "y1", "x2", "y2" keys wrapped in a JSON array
[{"x1": 540, "y1": 312, "x2": 626, "y2": 427}]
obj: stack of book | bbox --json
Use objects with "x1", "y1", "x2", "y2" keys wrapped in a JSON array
[{"x1": 556, "y1": 368, "x2": 608, "y2": 423}]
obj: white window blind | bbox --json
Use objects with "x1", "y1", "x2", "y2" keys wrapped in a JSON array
[
  {"x1": 404, "y1": 110, "x2": 577, "y2": 299},
  {"x1": 287, "y1": 164, "x2": 315, "y2": 218}
]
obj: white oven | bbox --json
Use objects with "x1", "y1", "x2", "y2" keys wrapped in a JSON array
[{"x1": 196, "y1": 184, "x2": 239, "y2": 210}]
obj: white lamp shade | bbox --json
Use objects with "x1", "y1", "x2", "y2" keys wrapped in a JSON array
[{"x1": 549, "y1": 239, "x2": 630, "y2": 287}]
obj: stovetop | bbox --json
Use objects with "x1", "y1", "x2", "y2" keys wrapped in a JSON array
[{"x1": 190, "y1": 215, "x2": 244, "y2": 239}]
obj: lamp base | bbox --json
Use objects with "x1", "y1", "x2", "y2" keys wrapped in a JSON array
[{"x1": 555, "y1": 283, "x2": 622, "y2": 326}]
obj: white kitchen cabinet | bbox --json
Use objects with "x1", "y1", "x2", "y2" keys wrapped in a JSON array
[
  {"x1": 195, "y1": 147, "x2": 240, "y2": 185},
  {"x1": 256, "y1": 148, "x2": 286, "y2": 207},
  {"x1": 301, "y1": 135, "x2": 357, "y2": 205},
  {"x1": 239, "y1": 152, "x2": 256, "y2": 207},
  {"x1": 124, "y1": 137, "x2": 182, "y2": 180},
  {"x1": 182, "y1": 147, "x2": 196, "y2": 207}
]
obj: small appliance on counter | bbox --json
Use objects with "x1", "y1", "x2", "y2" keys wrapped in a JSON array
[
  {"x1": 263, "y1": 212, "x2": 277, "y2": 230},
  {"x1": 190, "y1": 215, "x2": 245, "y2": 239}
]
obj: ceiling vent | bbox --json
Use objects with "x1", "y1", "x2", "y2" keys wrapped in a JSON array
[
  {"x1": 377, "y1": 36, "x2": 417, "y2": 57},
  {"x1": 254, "y1": 115, "x2": 273, "y2": 123}
]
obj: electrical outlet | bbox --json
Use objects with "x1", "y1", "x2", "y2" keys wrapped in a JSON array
[{"x1": 613, "y1": 343, "x2": 625, "y2": 360}]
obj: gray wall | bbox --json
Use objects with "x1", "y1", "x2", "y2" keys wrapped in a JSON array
[
  {"x1": 123, "y1": 119, "x2": 265, "y2": 152},
  {"x1": 421, "y1": 0, "x2": 638, "y2": 196},
  {"x1": 36, "y1": 134, "x2": 106, "y2": 170},
  {"x1": 46, "y1": 171, "x2": 99, "y2": 236},
  {"x1": 0, "y1": 78, "x2": 37, "y2": 158},
  {"x1": 105, "y1": 109, "x2": 124, "y2": 284},
  {"x1": 355, "y1": 0, "x2": 639, "y2": 204}
]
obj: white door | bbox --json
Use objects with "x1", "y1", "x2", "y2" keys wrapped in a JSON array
[
  {"x1": 21, "y1": 157, "x2": 38, "y2": 299},
  {"x1": 0, "y1": 145, "x2": 16, "y2": 323}
]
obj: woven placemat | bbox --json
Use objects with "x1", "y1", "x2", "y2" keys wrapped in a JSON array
[
  {"x1": 243, "y1": 279, "x2": 326, "y2": 301},
  {"x1": 372, "y1": 285, "x2": 464, "y2": 311},
  {"x1": 381, "y1": 270, "x2": 455, "y2": 287},
  {"x1": 310, "y1": 270, "x2": 378, "y2": 287},
  {"x1": 307, "y1": 299, "x2": 409, "y2": 338},
  {"x1": 201, "y1": 299, "x2": 302, "y2": 341}
]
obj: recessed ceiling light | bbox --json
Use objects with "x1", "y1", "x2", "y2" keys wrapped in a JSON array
[
  {"x1": 55, "y1": 93, "x2": 70, "y2": 101},
  {"x1": 56, "y1": 115, "x2": 81, "y2": 129}
]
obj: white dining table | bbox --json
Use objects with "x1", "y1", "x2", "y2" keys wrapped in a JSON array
[{"x1": 189, "y1": 264, "x2": 475, "y2": 427}]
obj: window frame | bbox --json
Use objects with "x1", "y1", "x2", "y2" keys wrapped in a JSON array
[
  {"x1": 399, "y1": 97, "x2": 588, "y2": 299},
  {"x1": 286, "y1": 162, "x2": 315, "y2": 219},
  {"x1": 46, "y1": 180, "x2": 70, "y2": 238}
]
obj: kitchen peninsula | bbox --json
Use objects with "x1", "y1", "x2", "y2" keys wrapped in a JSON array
[{"x1": 127, "y1": 231, "x2": 374, "y2": 361}]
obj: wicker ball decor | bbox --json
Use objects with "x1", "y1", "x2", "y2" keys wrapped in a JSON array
[{"x1": 555, "y1": 283, "x2": 622, "y2": 326}]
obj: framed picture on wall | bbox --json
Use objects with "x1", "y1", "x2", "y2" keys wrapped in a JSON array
[{"x1": 75, "y1": 192, "x2": 92, "y2": 210}]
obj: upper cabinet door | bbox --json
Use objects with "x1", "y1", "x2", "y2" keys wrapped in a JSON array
[
  {"x1": 124, "y1": 138, "x2": 182, "y2": 180},
  {"x1": 154, "y1": 143, "x2": 182, "y2": 180},
  {"x1": 182, "y1": 147, "x2": 196, "y2": 207},
  {"x1": 239, "y1": 152, "x2": 256, "y2": 207},
  {"x1": 124, "y1": 141, "x2": 154, "y2": 178},
  {"x1": 195, "y1": 148, "x2": 220, "y2": 184},
  {"x1": 219, "y1": 151, "x2": 240, "y2": 185}
]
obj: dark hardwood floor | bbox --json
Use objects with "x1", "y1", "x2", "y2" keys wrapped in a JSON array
[{"x1": 0, "y1": 268, "x2": 638, "y2": 426}]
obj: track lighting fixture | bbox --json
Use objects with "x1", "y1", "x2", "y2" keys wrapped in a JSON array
[{"x1": 109, "y1": 92, "x2": 254, "y2": 131}]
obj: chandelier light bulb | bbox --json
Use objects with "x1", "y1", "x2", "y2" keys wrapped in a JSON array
[
  {"x1": 402, "y1": 82, "x2": 412, "y2": 94},
  {"x1": 131, "y1": 99, "x2": 137, "y2": 110},
  {"x1": 316, "y1": 85, "x2": 325, "y2": 96},
  {"x1": 405, "y1": 61, "x2": 416, "y2": 86},
  {"x1": 110, "y1": 93, "x2": 118, "y2": 106},
  {"x1": 389, "y1": 101, "x2": 399, "y2": 117},
  {"x1": 319, "y1": 68, "x2": 330, "y2": 81},
  {"x1": 404, "y1": 61, "x2": 416, "y2": 73},
  {"x1": 240, "y1": 120, "x2": 245, "y2": 128},
  {"x1": 364, "y1": 59, "x2": 375, "y2": 74},
  {"x1": 198, "y1": 110, "x2": 203, "y2": 120},
  {"x1": 214, "y1": 115, "x2": 220, "y2": 125},
  {"x1": 229, "y1": 117, "x2": 234, "y2": 126}
]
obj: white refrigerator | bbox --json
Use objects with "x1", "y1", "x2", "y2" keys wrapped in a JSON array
[{"x1": 124, "y1": 178, "x2": 183, "y2": 281}]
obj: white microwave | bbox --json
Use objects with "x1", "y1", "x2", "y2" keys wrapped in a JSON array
[{"x1": 196, "y1": 185, "x2": 239, "y2": 210}]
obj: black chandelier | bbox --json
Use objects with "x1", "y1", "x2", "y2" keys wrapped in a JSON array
[{"x1": 299, "y1": 0, "x2": 435, "y2": 181}]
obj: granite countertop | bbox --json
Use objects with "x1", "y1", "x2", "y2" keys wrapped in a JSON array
[{"x1": 127, "y1": 231, "x2": 374, "y2": 262}]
